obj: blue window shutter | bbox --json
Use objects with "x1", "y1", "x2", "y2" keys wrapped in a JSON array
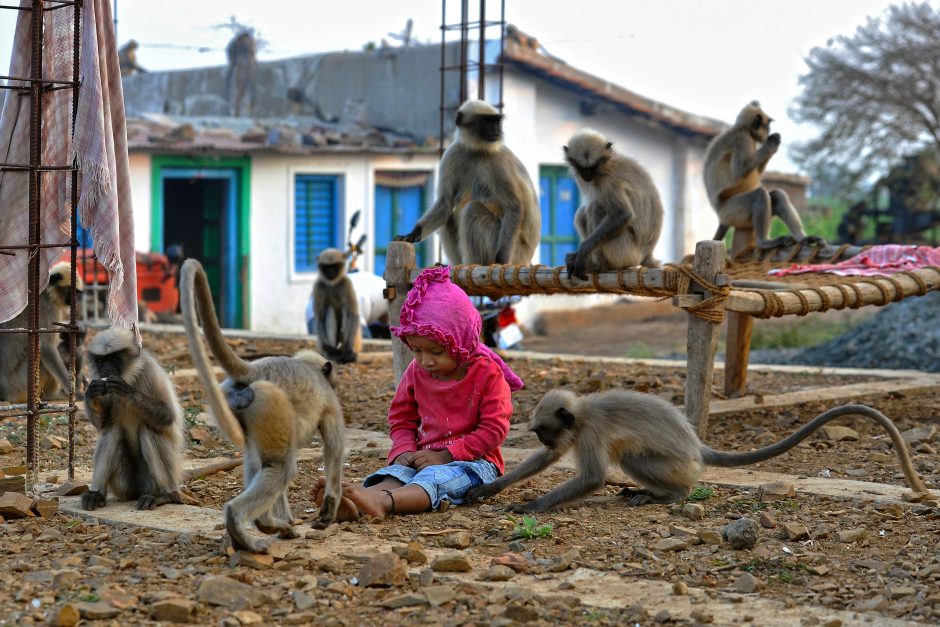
[{"x1": 295, "y1": 175, "x2": 341, "y2": 272}]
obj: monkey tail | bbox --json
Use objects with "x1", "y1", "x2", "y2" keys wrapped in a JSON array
[
  {"x1": 180, "y1": 259, "x2": 248, "y2": 448},
  {"x1": 701, "y1": 404, "x2": 930, "y2": 494}
]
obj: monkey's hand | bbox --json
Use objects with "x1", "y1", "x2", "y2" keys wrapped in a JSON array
[
  {"x1": 86, "y1": 378, "x2": 109, "y2": 399},
  {"x1": 466, "y1": 481, "x2": 504, "y2": 501},
  {"x1": 506, "y1": 501, "x2": 542, "y2": 514},
  {"x1": 81, "y1": 489, "x2": 106, "y2": 511},
  {"x1": 103, "y1": 376, "x2": 134, "y2": 396},
  {"x1": 766, "y1": 133, "x2": 781, "y2": 150},
  {"x1": 800, "y1": 235, "x2": 827, "y2": 247},
  {"x1": 565, "y1": 252, "x2": 589, "y2": 281},
  {"x1": 756, "y1": 235, "x2": 796, "y2": 250},
  {"x1": 394, "y1": 225, "x2": 423, "y2": 243}
]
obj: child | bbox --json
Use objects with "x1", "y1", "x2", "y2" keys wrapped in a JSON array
[{"x1": 311, "y1": 266, "x2": 523, "y2": 520}]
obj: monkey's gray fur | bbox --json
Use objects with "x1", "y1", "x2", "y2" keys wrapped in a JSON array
[
  {"x1": 563, "y1": 129, "x2": 664, "y2": 279},
  {"x1": 0, "y1": 262, "x2": 80, "y2": 402},
  {"x1": 468, "y1": 389, "x2": 930, "y2": 512},
  {"x1": 181, "y1": 259, "x2": 345, "y2": 553},
  {"x1": 395, "y1": 99, "x2": 540, "y2": 265},
  {"x1": 704, "y1": 101, "x2": 824, "y2": 250},
  {"x1": 313, "y1": 248, "x2": 361, "y2": 364},
  {"x1": 81, "y1": 326, "x2": 186, "y2": 511}
]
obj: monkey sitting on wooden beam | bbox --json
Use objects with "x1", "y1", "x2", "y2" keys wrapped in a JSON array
[{"x1": 468, "y1": 389, "x2": 932, "y2": 512}]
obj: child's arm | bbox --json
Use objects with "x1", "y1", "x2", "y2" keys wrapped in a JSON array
[
  {"x1": 445, "y1": 369, "x2": 511, "y2": 462},
  {"x1": 387, "y1": 369, "x2": 421, "y2": 464}
]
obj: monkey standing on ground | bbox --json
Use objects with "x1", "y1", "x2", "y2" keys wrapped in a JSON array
[
  {"x1": 313, "y1": 248, "x2": 361, "y2": 364},
  {"x1": 468, "y1": 389, "x2": 931, "y2": 512},
  {"x1": 395, "y1": 99, "x2": 541, "y2": 265},
  {"x1": 0, "y1": 262, "x2": 81, "y2": 402},
  {"x1": 704, "y1": 101, "x2": 824, "y2": 250},
  {"x1": 181, "y1": 259, "x2": 345, "y2": 553},
  {"x1": 563, "y1": 129, "x2": 664, "y2": 280},
  {"x1": 81, "y1": 327, "x2": 185, "y2": 511}
]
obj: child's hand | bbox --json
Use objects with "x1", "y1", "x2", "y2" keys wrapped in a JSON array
[
  {"x1": 392, "y1": 452, "x2": 415, "y2": 467},
  {"x1": 411, "y1": 449, "x2": 453, "y2": 470}
]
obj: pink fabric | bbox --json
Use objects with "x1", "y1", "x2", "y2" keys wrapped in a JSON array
[
  {"x1": 769, "y1": 245, "x2": 940, "y2": 277},
  {"x1": 386, "y1": 357, "x2": 512, "y2": 474},
  {"x1": 391, "y1": 266, "x2": 524, "y2": 391},
  {"x1": 0, "y1": 0, "x2": 138, "y2": 341}
]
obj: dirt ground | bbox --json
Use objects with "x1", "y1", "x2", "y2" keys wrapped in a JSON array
[{"x1": 1, "y1": 324, "x2": 939, "y2": 626}]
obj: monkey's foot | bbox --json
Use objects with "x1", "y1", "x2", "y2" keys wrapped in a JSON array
[
  {"x1": 620, "y1": 487, "x2": 680, "y2": 506},
  {"x1": 800, "y1": 235, "x2": 827, "y2": 247},
  {"x1": 136, "y1": 491, "x2": 184, "y2": 510},
  {"x1": 310, "y1": 476, "x2": 360, "y2": 522},
  {"x1": 80, "y1": 489, "x2": 106, "y2": 511},
  {"x1": 225, "y1": 507, "x2": 271, "y2": 554},
  {"x1": 505, "y1": 501, "x2": 542, "y2": 514}
]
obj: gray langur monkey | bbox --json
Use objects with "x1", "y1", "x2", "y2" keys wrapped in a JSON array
[
  {"x1": 704, "y1": 101, "x2": 825, "y2": 250},
  {"x1": 181, "y1": 259, "x2": 345, "y2": 553},
  {"x1": 0, "y1": 262, "x2": 81, "y2": 402},
  {"x1": 468, "y1": 389, "x2": 931, "y2": 512},
  {"x1": 395, "y1": 99, "x2": 541, "y2": 265},
  {"x1": 81, "y1": 326, "x2": 185, "y2": 511},
  {"x1": 313, "y1": 248, "x2": 361, "y2": 364},
  {"x1": 118, "y1": 40, "x2": 147, "y2": 77},
  {"x1": 563, "y1": 129, "x2": 664, "y2": 280}
]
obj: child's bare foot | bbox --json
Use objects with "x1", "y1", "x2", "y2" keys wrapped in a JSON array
[
  {"x1": 342, "y1": 484, "x2": 391, "y2": 520},
  {"x1": 310, "y1": 476, "x2": 360, "y2": 522}
]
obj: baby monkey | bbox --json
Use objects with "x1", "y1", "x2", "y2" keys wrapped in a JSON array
[{"x1": 468, "y1": 389, "x2": 931, "y2": 512}]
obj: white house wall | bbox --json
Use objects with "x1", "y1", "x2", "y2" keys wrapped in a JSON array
[{"x1": 128, "y1": 153, "x2": 152, "y2": 253}]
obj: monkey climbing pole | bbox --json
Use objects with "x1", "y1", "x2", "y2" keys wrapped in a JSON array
[{"x1": 384, "y1": 240, "x2": 940, "y2": 439}]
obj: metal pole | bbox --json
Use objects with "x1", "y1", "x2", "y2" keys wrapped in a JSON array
[
  {"x1": 68, "y1": 0, "x2": 80, "y2": 481},
  {"x1": 459, "y1": 0, "x2": 468, "y2": 103},
  {"x1": 478, "y1": 0, "x2": 485, "y2": 100},
  {"x1": 439, "y1": 0, "x2": 446, "y2": 157}
]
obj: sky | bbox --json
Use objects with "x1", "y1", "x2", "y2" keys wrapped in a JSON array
[{"x1": 0, "y1": 0, "x2": 909, "y2": 173}]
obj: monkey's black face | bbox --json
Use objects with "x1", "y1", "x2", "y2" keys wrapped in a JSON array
[
  {"x1": 568, "y1": 157, "x2": 609, "y2": 183},
  {"x1": 463, "y1": 114, "x2": 502, "y2": 142},
  {"x1": 532, "y1": 424, "x2": 561, "y2": 448},
  {"x1": 319, "y1": 263, "x2": 343, "y2": 282},
  {"x1": 92, "y1": 350, "x2": 130, "y2": 379}
]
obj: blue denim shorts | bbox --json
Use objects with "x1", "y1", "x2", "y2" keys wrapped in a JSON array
[{"x1": 363, "y1": 459, "x2": 499, "y2": 509}]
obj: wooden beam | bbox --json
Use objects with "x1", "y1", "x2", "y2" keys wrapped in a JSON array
[
  {"x1": 386, "y1": 241, "x2": 417, "y2": 385},
  {"x1": 413, "y1": 265, "x2": 675, "y2": 295},
  {"x1": 684, "y1": 241, "x2": 725, "y2": 437},
  {"x1": 724, "y1": 229, "x2": 755, "y2": 399}
]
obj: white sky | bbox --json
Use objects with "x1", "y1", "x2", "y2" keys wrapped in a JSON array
[{"x1": 0, "y1": 0, "x2": 909, "y2": 172}]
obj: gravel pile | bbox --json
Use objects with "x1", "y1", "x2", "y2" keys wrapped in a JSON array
[{"x1": 783, "y1": 291, "x2": 940, "y2": 372}]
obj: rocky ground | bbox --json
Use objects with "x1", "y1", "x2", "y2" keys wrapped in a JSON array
[{"x1": 0, "y1": 327, "x2": 939, "y2": 626}]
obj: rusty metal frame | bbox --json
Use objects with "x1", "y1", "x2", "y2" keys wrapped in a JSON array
[
  {"x1": 438, "y1": 0, "x2": 506, "y2": 156},
  {"x1": 0, "y1": 0, "x2": 82, "y2": 483}
]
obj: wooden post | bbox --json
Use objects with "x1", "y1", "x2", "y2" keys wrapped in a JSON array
[
  {"x1": 684, "y1": 240, "x2": 725, "y2": 438},
  {"x1": 384, "y1": 241, "x2": 417, "y2": 385},
  {"x1": 724, "y1": 228, "x2": 755, "y2": 398}
]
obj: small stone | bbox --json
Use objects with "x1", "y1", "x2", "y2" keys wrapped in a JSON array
[
  {"x1": 854, "y1": 595, "x2": 887, "y2": 612},
  {"x1": 52, "y1": 569, "x2": 82, "y2": 590},
  {"x1": 55, "y1": 481, "x2": 89, "y2": 496},
  {"x1": 507, "y1": 540, "x2": 526, "y2": 553},
  {"x1": 821, "y1": 620, "x2": 843, "y2": 627},
  {"x1": 697, "y1": 529, "x2": 722, "y2": 545},
  {"x1": 358, "y1": 552, "x2": 407, "y2": 587},
  {"x1": 391, "y1": 541, "x2": 427, "y2": 565},
  {"x1": 197, "y1": 575, "x2": 272, "y2": 610},
  {"x1": 783, "y1": 522, "x2": 809, "y2": 540},
  {"x1": 759, "y1": 482, "x2": 796, "y2": 501},
  {"x1": 689, "y1": 608, "x2": 714, "y2": 623},
  {"x1": 654, "y1": 609, "x2": 671, "y2": 623},
  {"x1": 722, "y1": 518, "x2": 760, "y2": 550},
  {"x1": 447, "y1": 512, "x2": 474, "y2": 528},
  {"x1": 431, "y1": 550, "x2": 472, "y2": 572},
  {"x1": 888, "y1": 586, "x2": 916, "y2": 599},
  {"x1": 809, "y1": 565, "x2": 830, "y2": 576},
  {"x1": 423, "y1": 585, "x2": 457, "y2": 607},
  {"x1": 150, "y1": 598, "x2": 197, "y2": 623},
  {"x1": 291, "y1": 590, "x2": 316, "y2": 611},
  {"x1": 548, "y1": 548, "x2": 580, "y2": 572},
  {"x1": 504, "y1": 602, "x2": 540, "y2": 622},
  {"x1": 317, "y1": 556, "x2": 343, "y2": 574},
  {"x1": 418, "y1": 568, "x2": 435, "y2": 587},
  {"x1": 901, "y1": 425, "x2": 936, "y2": 445},
  {"x1": 758, "y1": 511, "x2": 777, "y2": 529},
  {"x1": 672, "y1": 581, "x2": 688, "y2": 595},
  {"x1": 2, "y1": 465, "x2": 26, "y2": 475},
  {"x1": 232, "y1": 610, "x2": 263, "y2": 625},
  {"x1": 41, "y1": 435, "x2": 65, "y2": 449},
  {"x1": 484, "y1": 565, "x2": 515, "y2": 581},
  {"x1": 0, "y1": 438, "x2": 14, "y2": 454},
  {"x1": 0, "y1": 492, "x2": 35, "y2": 518},
  {"x1": 681, "y1": 503, "x2": 705, "y2": 520},
  {"x1": 653, "y1": 537, "x2": 687, "y2": 552},
  {"x1": 835, "y1": 528, "x2": 866, "y2": 543},
  {"x1": 380, "y1": 593, "x2": 428, "y2": 609},
  {"x1": 230, "y1": 551, "x2": 274, "y2": 570},
  {"x1": 77, "y1": 602, "x2": 121, "y2": 620},
  {"x1": 53, "y1": 604, "x2": 80, "y2": 627},
  {"x1": 304, "y1": 525, "x2": 338, "y2": 540},
  {"x1": 734, "y1": 572, "x2": 762, "y2": 593},
  {"x1": 821, "y1": 426, "x2": 859, "y2": 441},
  {"x1": 443, "y1": 530, "x2": 472, "y2": 549},
  {"x1": 31, "y1": 498, "x2": 59, "y2": 518}
]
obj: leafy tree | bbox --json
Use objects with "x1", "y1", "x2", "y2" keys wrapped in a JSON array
[{"x1": 791, "y1": 2, "x2": 940, "y2": 196}]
